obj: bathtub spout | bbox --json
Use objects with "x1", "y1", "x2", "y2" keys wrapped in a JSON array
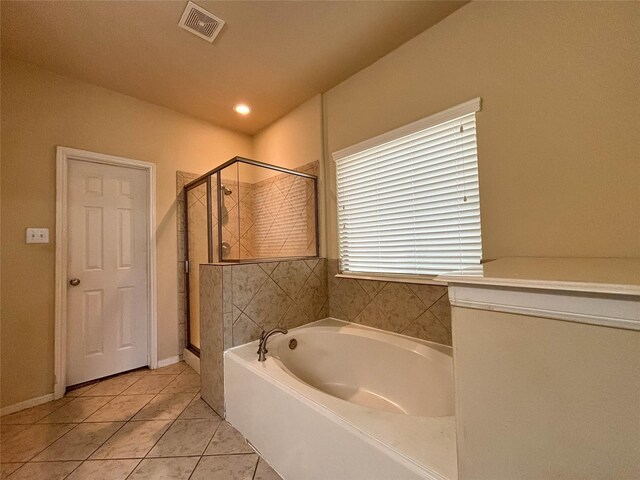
[{"x1": 257, "y1": 327, "x2": 288, "y2": 362}]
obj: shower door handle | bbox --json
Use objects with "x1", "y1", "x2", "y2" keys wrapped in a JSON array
[{"x1": 69, "y1": 278, "x2": 81, "y2": 287}]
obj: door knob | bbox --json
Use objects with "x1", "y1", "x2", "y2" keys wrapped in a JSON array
[{"x1": 69, "y1": 278, "x2": 81, "y2": 286}]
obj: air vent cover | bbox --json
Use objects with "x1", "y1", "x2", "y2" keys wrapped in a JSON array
[{"x1": 178, "y1": 1, "x2": 225, "y2": 43}]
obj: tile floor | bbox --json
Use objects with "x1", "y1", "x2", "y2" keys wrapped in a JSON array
[{"x1": 0, "y1": 362, "x2": 281, "y2": 480}]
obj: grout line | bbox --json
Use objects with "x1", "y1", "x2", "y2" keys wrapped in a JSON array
[
  {"x1": 60, "y1": 421, "x2": 132, "y2": 479},
  {"x1": 252, "y1": 455, "x2": 260, "y2": 480},
  {"x1": 186, "y1": 455, "x2": 205, "y2": 480},
  {"x1": 201, "y1": 452, "x2": 256, "y2": 458},
  {"x1": 122, "y1": 458, "x2": 145, "y2": 480},
  {"x1": 137, "y1": 390, "x2": 199, "y2": 459},
  {"x1": 17, "y1": 422, "x2": 83, "y2": 464},
  {"x1": 200, "y1": 416, "x2": 224, "y2": 454}
]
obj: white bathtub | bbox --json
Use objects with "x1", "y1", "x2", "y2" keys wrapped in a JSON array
[{"x1": 224, "y1": 319, "x2": 457, "y2": 480}]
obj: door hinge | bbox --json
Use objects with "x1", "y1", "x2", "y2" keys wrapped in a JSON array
[{"x1": 185, "y1": 260, "x2": 190, "y2": 274}]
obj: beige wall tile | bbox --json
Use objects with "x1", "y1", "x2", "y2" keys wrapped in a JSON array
[
  {"x1": 270, "y1": 261, "x2": 312, "y2": 297},
  {"x1": 429, "y1": 293, "x2": 452, "y2": 330},
  {"x1": 402, "y1": 311, "x2": 452, "y2": 345},
  {"x1": 357, "y1": 279, "x2": 387, "y2": 299},
  {"x1": 371, "y1": 283, "x2": 425, "y2": 332},
  {"x1": 231, "y1": 264, "x2": 267, "y2": 310},
  {"x1": 243, "y1": 278, "x2": 292, "y2": 330},
  {"x1": 232, "y1": 314, "x2": 262, "y2": 346},
  {"x1": 199, "y1": 265, "x2": 224, "y2": 416},
  {"x1": 327, "y1": 260, "x2": 453, "y2": 345},
  {"x1": 331, "y1": 279, "x2": 371, "y2": 321},
  {"x1": 408, "y1": 284, "x2": 447, "y2": 310},
  {"x1": 354, "y1": 302, "x2": 394, "y2": 332}
]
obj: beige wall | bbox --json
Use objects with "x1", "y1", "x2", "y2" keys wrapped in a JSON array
[
  {"x1": 323, "y1": 1, "x2": 640, "y2": 260},
  {"x1": 0, "y1": 59, "x2": 253, "y2": 407},
  {"x1": 253, "y1": 95, "x2": 323, "y2": 177},
  {"x1": 452, "y1": 307, "x2": 640, "y2": 479}
]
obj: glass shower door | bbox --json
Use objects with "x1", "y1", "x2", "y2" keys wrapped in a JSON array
[{"x1": 185, "y1": 179, "x2": 210, "y2": 353}]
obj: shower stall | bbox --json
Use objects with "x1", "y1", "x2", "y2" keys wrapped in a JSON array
[{"x1": 183, "y1": 157, "x2": 319, "y2": 355}]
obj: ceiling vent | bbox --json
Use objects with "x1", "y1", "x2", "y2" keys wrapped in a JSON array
[{"x1": 178, "y1": 1, "x2": 225, "y2": 43}]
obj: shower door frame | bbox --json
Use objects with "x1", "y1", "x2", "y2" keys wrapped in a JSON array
[
  {"x1": 183, "y1": 174, "x2": 213, "y2": 357},
  {"x1": 183, "y1": 157, "x2": 319, "y2": 357}
]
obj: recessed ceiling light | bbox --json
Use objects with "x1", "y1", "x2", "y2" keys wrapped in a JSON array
[{"x1": 233, "y1": 104, "x2": 251, "y2": 115}]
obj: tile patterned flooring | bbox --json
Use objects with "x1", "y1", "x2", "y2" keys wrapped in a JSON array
[{"x1": 0, "y1": 362, "x2": 282, "y2": 480}]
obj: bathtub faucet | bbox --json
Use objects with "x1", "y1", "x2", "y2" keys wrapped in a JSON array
[{"x1": 257, "y1": 327, "x2": 288, "y2": 362}]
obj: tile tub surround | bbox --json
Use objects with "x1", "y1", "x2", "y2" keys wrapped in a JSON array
[
  {"x1": 200, "y1": 258, "x2": 329, "y2": 415},
  {"x1": 328, "y1": 260, "x2": 453, "y2": 346},
  {"x1": 0, "y1": 362, "x2": 281, "y2": 480}
]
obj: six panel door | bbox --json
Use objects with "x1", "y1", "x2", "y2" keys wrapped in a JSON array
[{"x1": 66, "y1": 159, "x2": 149, "y2": 386}]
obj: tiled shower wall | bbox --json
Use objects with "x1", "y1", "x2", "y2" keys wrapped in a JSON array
[
  {"x1": 246, "y1": 161, "x2": 318, "y2": 258},
  {"x1": 219, "y1": 161, "x2": 319, "y2": 260},
  {"x1": 218, "y1": 177, "x2": 251, "y2": 260},
  {"x1": 327, "y1": 260, "x2": 453, "y2": 346},
  {"x1": 200, "y1": 258, "x2": 329, "y2": 414}
]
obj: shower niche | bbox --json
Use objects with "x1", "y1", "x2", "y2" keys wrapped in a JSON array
[{"x1": 183, "y1": 157, "x2": 319, "y2": 355}]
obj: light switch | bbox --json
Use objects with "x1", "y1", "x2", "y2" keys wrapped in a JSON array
[{"x1": 26, "y1": 228, "x2": 49, "y2": 244}]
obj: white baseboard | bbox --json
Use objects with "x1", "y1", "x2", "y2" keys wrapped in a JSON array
[
  {"x1": 183, "y1": 348, "x2": 200, "y2": 374},
  {"x1": 156, "y1": 355, "x2": 181, "y2": 369},
  {"x1": 1, "y1": 393, "x2": 55, "y2": 417}
]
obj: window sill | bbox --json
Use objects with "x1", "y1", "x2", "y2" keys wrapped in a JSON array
[{"x1": 335, "y1": 272, "x2": 448, "y2": 287}]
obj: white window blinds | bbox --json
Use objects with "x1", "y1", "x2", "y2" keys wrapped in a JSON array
[{"x1": 334, "y1": 99, "x2": 482, "y2": 277}]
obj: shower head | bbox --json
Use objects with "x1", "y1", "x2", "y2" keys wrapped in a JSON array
[{"x1": 221, "y1": 185, "x2": 233, "y2": 195}]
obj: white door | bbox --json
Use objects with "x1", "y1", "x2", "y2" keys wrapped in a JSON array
[{"x1": 66, "y1": 159, "x2": 149, "y2": 386}]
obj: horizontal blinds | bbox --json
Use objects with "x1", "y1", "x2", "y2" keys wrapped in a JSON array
[{"x1": 335, "y1": 112, "x2": 482, "y2": 276}]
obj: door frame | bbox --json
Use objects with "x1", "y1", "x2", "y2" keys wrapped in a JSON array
[{"x1": 54, "y1": 146, "x2": 158, "y2": 399}]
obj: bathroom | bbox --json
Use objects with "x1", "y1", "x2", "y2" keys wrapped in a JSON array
[{"x1": 1, "y1": 1, "x2": 638, "y2": 479}]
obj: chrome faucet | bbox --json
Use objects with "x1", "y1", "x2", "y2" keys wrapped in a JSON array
[{"x1": 257, "y1": 327, "x2": 288, "y2": 362}]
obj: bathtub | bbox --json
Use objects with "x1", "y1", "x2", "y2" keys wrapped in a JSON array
[{"x1": 224, "y1": 319, "x2": 457, "y2": 480}]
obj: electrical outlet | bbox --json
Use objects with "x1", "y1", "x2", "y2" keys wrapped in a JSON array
[{"x1": 26, "y1": 228, "x2": 49, "y2": 244}]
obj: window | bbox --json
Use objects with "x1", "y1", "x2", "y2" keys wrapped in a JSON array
[{"x1": 334, "y1": 98, "x2": 482, "y2": 279}]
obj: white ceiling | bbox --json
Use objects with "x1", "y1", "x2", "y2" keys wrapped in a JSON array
[{"x1": 1, "y1": 1, "x2": 466, "y2": 135}]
